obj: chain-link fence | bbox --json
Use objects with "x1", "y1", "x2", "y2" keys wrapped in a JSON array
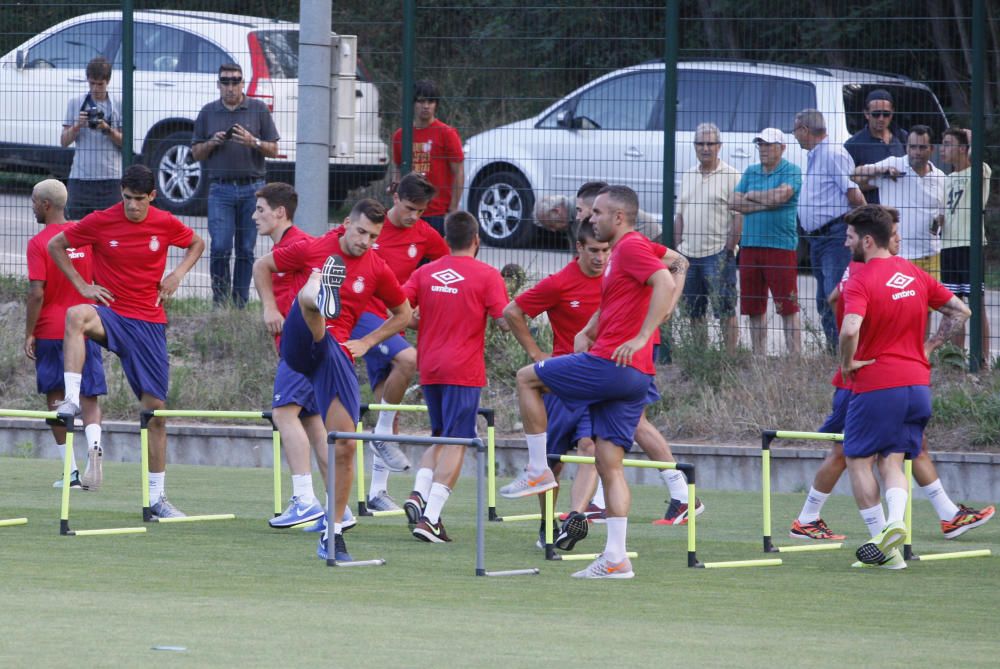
[{"x1": 1, "y1": 1, "x2": 997, "y2": 364}]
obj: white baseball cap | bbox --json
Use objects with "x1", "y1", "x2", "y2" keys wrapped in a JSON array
[{"x1": 753, "y1": 128, "x2": 786, "y2": 145}]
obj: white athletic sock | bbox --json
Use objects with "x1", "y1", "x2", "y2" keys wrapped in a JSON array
[
  {"x1": 149, "y1": 472, "x2": 165, "y2": 503},
  {"x1": 413, "y1": 468, "x2": 434, "y2": 500},
  {"x1": 374, "y1": 410, "x2": 396, "y2": 434},
  {"x1": 592, "y1": 480, "x2": 606, "y2": 508},
  {"x1": 333, "y1": 523, "x2": 342, "y2": 535},
  {"x1": 84, "y1": 423, "x2": 102, "y2": 451},
  {"x1": 797, "y1": 487, "x2": 830, "y2": 524},
  {"x1": 424, "y1": 482, "x2": 451, "y2": 524},
  {"x1": 63, "y1": 373, "x2": 82, "y2": 406},
  {"x1": 885, "y1": 487, "x2": 908, "y2": 524},
  {"x1": 525, "y1": 433, "x2": 548, "y2": 473},
  {"x1": 58, "y1": 442, "x2": 78, "y2": 473},
  {"x1": 369, "y1": 455, "x2": 391, "y2": 499},
  {"x1": 921, "y1": 479, "x2": 960, "y2": 521},
  {"x1": 604, "y1": 516, "x2": 628, "y2": 563},
  {"x1": 860, "y1": 503, "x2": 886, "y2": 538},
  {"x1": 292, "y1": 473, "x2": 316, "y2": 503},
  {"x1": 661, "y1": 470, "x2": 688, "y2": 502}
]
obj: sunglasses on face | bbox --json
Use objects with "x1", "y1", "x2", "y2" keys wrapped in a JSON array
[
  {"x1": 219, "y1": 77, "x2": 243, "y2": 86},
  {"x1": 868, "y1": 110, "x2": 893, "y2": 118}
]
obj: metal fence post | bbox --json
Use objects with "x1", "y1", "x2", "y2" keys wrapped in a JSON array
[
  {"x1": 969, "y1": 0, "x2": 986, "y2": 371},
  {"x1": 660, "y1": 0, "x2": 679, "y2": 248},
  {"x1": 121, "y1": 0, "x2": 134, "y2": 168},
  {"x1": 399, "y1": 0, "x2": 416, "y2": 177}
]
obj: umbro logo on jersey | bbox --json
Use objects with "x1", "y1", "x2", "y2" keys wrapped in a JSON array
[
  {"x1": 430, "y1": 269, "x2": 464, "y2": 294},
  {"x1": 66, "y1": 247, "x2": 85, "y2": 260},
  {"x1": 569, "y1": 300, "x2": 581, "y2": 308},
  {"x1": 886, "y1": 272, "x2": 916, "y2": 300},
  {"x1": 109, "y1": 240, "x2": 119, "y2": 247}
]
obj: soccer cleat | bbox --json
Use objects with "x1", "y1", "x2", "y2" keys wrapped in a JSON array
[
  {"x1": 555, "y1": 511, "x2": 589, "y2": 551},
  {"x1": 855, "y1": 521, "x2": 907, "y2": 565},
  {"x1": 584, "y1": 502, "x2": 607, "y2": 524},
  {"x1": 403, "y1": 492, "x2": 426, "y2": 529},
  {"x1": 302, "y1": 508, "x2": 356, "y2": 533},
  {"x1": 269, "y1": 495, "x2": 325, "y2": 528},
  {"x1": 149, "y1": 495, "x2": 187, "y2": 519},
  {"x1": 80, "y1": 447, "x2": 103, "y2": 491},
  {"x1": 412, "y1": 516, "x2": 452, "y2": 543},
  {"x1": 499, "y1": 468, "x2": 558, "y2": 499},
  {"x1": 652, "y1": 497, "x2": 706, "y2": 526},
  {"x1": 941, "y1": 504, "x2": 995, "y2": 539},
  {"x1": 367, "y1": 490, "x2": 402, "y2": 512},
  {"x1": 317, "y1": 531, "x2": 353, "y2": 562},
  {"x1": 789, "y1": 518, "x2": 846, "y2": 541},
  {"x1": 571, "y1": 554, "x2": 635, "y2": 579},
  {"x1": 369, "y1": 439, "x2": 411, "y2": 472},
  {"x1": 53, "y1": 398, "x2": 81, "y2": 418},
  {"x1": 851, "y1": 547, "x2": 907, "y2": 570},
  {"x1": 536, "y1": 519, "x2": 560, "y2": 550},
  {"x1": 53, "y1": 470, "x2": 83, "y2": 489},
  {"x1": 316, "y1": 254, "x2": 347, "y2": 319}
]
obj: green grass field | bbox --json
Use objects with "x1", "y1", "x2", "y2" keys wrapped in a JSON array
[{"x1": 1, "y1": 456, "x2": 997, "y2": 668}]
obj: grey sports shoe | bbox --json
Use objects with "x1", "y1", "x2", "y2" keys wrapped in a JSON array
[
  {"x1": 571, "y1": 554, "x2": 635, "y2": 579},
  {"x1": 53, "y1": 470, "x2": 83, "y2": 489},
  {"x1": 149, "y1": 495, "x2": 187, "y2": 519},
  {"x1": 367, "y1": 490, "x2": 402, "y2": 512},
  {"x1": 54, "y1": 398, "x2": 81, "y2": 418},
  {"x1": 80, "y1": 447, "x2": 103, "y2": 491},
  {"x1": 369, "y1": 439, "x2": 411, "y2": 472}
]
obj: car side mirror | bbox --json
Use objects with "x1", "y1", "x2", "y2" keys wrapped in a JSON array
[
  {"x1": 16, "y1": 49, "x2": 25, "y2": 69},
  {"x1": 555, "y1": 110, "x2": 573, "y2": 128}
]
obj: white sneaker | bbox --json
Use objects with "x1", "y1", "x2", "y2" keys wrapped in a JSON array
[
  {"x1": 499, "y1": 468, "x2": 558, "y2": 499},
  {"x1": 80, "y1": 447, "x2": 103, "y2": 491},
  {"x1": 571, "y1": 554, "x2": 634, "y2": 579}
]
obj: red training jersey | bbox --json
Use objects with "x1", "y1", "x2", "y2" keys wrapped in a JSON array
[
  {"x1": 842, "y1": 255, "x2": 953, "y2": 393},
  {"x1": 590, "y1": 232, "x2": 667, "y2": 375},
  {"x1": 830, "y1": 260, "x2": 866, "y2": 390},
  {"x1": 272, "y1": 227, "x2": 407, "y2": 354},
  {"x1": 272, "y1": 225, "x2": 314, "y2": 318},
  {"x1": 368, "y1": 217, "x2": 449, "y2": 314},
  {"x1": 392, "y1": 120, "x2": 464, "y2": 217},
  {"x1": 27, "y1": 222, "x2": 94, "y2": 339},
  {"x1": 515, "y1": 260, "x2": 601, "y2": 357},
  {"x1": 403, "y1": 255, "x2": 509, "y2": 386},
  {"x1": 62, "y1": 203, "x2": 194, "y2": 324}
]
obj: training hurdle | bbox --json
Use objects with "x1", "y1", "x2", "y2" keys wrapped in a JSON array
[
  {"x1": 545, "y1": 454, "x2": 781, "y2": 569},
  {"x1": 139, "y1": 410, "x2": 281, "y2": 523},
  {"x1": 0, "y1": 408, "x2": 146, "y2": 537},
  {"x1": 903, "y1": 455, "x2": 992, "y2": 562},
  {"x1": 760, "y1": 430, "x2": 845, "y2": 554},
  {"x1": 329, "y1": 430, "x2": 539, "y2": 576},
  {"x1": 0, "y1": 518, "x2": 28, "y2": 527}
]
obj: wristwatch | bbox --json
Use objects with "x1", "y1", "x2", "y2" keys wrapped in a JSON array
[{"x1": 253, "y1": 137, "x2": 262, "y2": 150}]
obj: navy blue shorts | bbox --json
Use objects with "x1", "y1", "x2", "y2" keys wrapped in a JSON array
[
  {"x1": 423, "y1": 384, "x2": 480, "y2": 439},
  {"x1": 350, "y1": 311, "x2": 412, "y2": 391},
  {"x1": 280, "y1": 300, "x2": 360, "y2": 424},
  {"x1": 34, "y1": 338, "x2": 107, "y2": 396},
  {"x1": 272, "y1": 358, "x2": 319, "y2": 416},
  {"x1": 535, "y1": 353, "x2": 652, "y2": 450},
  {"x1": 817, "y1": 387, "x2": 851, "y2": 434},
  {"x1": 96, "y1": 306, "x2": 168, "y2": 401},
  {"x1": 544, "y1": 392, "x2": 592, "y2": 456},
  {"x1": 844, "y1": 385, "x2": 932, "y2": 458}
]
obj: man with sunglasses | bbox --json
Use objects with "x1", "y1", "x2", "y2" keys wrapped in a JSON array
[
  {"x1": 844, "y1": 89, "x2": 908, "y2": 205},
  {"x1": 192, "y1": 63, "x2": 279, "y2": 308}
]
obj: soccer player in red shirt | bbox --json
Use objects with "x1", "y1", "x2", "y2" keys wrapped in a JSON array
[
  {"x1": 840, "y1": 205, "x2": 970, "y2": 568},
  {"x1": 352, "y1": 173, "x2": 450, "y2": 510},
  {"x1": 391, "y1": 79, "x2": 464, "y2": 235},
  {"x1": 253, "y1": 199, "x2": 411, "y2": 562},
  {"x1": 399, "y1": 211, "x2": 510, "y2": 542},
  {"x1": 26, "y1": 179, "x2": 106, "y2": 490},
  {"x1": 48, "y1": 165, "x2": 205, "y2": 518},
  {"x1": 504, "y1": 186, "x2": 688, "y2": 579}
]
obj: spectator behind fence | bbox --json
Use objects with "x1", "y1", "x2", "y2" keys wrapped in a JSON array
[
  {"x1": 60, "y1": 56, "x2": 123, "y2": 220},
  {"x1": 851, "y1": 125, "x2": 945, "y2": 278},
  {"x1": 535, "y1": 181, "x2": 660, "y2": 252},
  {"x1": 675, "y1": 122, "x2": 741, "y2": 353},
  {"x1": 391, "y1": 79, "x2": 464, "y2": 235},
  {"x1": 729, "y1": 128, "x2": 803, "y2": 355},
  {"x1": 940, "y1": 127, "x2": 994, "y2": 364},
  {"x1": 191, "y1": 63, "x2": 279, "y2": 308},
  {"x1": 844, "y1": 89, "x2": 908, "y2": 205},
  {"x1": 794, "y1": 109, "x2": 865, "y2": 353}
]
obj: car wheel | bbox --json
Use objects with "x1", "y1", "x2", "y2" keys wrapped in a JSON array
[
  {"x1": 147, "y1": 130, "x2": 206, "y2": 215},
  {"x1": 470, "y1": 170, "x2": 536, "y2": 248}
]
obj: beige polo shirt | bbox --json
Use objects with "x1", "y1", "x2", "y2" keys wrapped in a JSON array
[{"x1": 676, "y1": 160, "x2": 740, "y2": 259}]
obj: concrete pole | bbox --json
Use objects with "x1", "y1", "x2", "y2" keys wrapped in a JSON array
[{"x1": 296, "y1": 0, "x2": 333, "y2": 236}]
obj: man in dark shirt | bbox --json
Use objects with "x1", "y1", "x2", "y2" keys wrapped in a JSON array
[
  {"x1": 192, "y1": 63, "x2": 279, "y2": 307},
  {"x1": 843, "y1": 89, "x2": 908, "y2": 205}
]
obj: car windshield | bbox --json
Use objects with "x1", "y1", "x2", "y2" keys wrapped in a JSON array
[
  {"x1": 254, "y1": 30, "x2": 298, "y2": 78},
  {"x1": 843, "y1": 83, "x2": 948, "y2": 140}
]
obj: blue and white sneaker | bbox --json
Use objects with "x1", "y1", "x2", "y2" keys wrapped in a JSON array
[
  {"x1": 269, "y1": 495, "x2": 325, "y2": 528},
  {"x1": 316, "y1": 255, "x2": 347, "y2": 319},
  {"x1": 317, "y1": 531, "x2": 352, "y2": 562},
  {"x1": 301, "y1": 508, "x2": 357, "y2": 533}
]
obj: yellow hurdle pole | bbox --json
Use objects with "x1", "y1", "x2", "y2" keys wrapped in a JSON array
[
  {"x1": 558, "y1": 454, "x2": 677, "y2": 469},
  {"x1": 762, "y1": 448, "x2": 772, "y2": 550},
  {"x1": 59, "y1": 430, "x2": 73, "y2": 529},
  {"x1": 356, "y1": 421, "x2": 366, "y2": 512},
  {"x1": 703, "y1": 559, "x2": 783, "y2": 569},
  {"x1": 140, "y1": 426, "x2": 150, "y2": 510},
  {"x1": 272, "y1": 429, "x2": 282, "y2": 517},
  {"x1": 545, "y1": 489, "x2": 554, "y2": 545},
  {"x1": 499, "y1": 513, "x2": 543, "y2": 522},
  {"x1": 362, "y1": 403, "x2": 428, "y2": 413},
  {"x1": 904, "y1": 458, "x2": 915, "y2": 560},
  {"x1": 72, "y1": 527, "x2": 148, "y2": 536},
  {"x1": 687, "y1": 481, "x2": 697, "y2": 560},
  {"x1": 773, "y1": 430, "x2": 844, "y2": 442},
  {"x1": 0, "y1": 518, "x2": 28, "y2": 527},
  {"x1": 0, "y1": 409, "x2": 61, "y2": 420},
  {"x1": 557, "y1": 552, "x2": 639, "y2": 562},
  {"x1": 487, "y1": 424, "x2": 497, "y2": 517},
  {"x1": 156, "y1": 514, "x2": 237, "y2": 524},
  {"x1": 151, "y1": 410, "x2": 267, "y2": 420},
  {"x1": 915, "y1": 549, "x2": 992, "y2": 562},
  {"x1": 775, "y1": 543, "x2": 843, "y2": 553}
]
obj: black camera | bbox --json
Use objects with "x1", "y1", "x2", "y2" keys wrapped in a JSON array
[
  {"x1": 85, "y1": 105, "x2": 105, "y2": 130},
  {"x1": 224, "y1": 124, "x2": 238, "y2": 140}
]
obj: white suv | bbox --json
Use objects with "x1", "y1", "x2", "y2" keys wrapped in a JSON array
[
  {"x1": 463, "y1": 60, "x2": 949, "y2": 247},
  {"x1": 0, "y1": 10, "x2": 388, "y2": 214}
]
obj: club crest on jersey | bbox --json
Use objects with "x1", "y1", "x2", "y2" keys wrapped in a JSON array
[
  {"x1": 407, "y1": 243, "x2": 418, "y2": 258},
  {"x1": 149, "y1": 236, "x2": 160, "y2": 252},
  {"x1": 352, "y1": 276, "x2": 365, "y2": 294},
  {"x1": 886, "y1": 272, "x2": 916, "y2": 300},
  {"x1": 430, "y1": 268, "x2": 464, "y2": 294}
]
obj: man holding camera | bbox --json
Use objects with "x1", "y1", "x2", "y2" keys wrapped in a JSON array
[
  {"x1": 60, "y1": 56, "x2": 122, "y2": 221},
  {"x1": 192, "y1": 63, "x2": 279, "y2": 308}
]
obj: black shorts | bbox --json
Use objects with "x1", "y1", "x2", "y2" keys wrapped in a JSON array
[{"x1": 940, "y1": 246, "x2": 983, "y2": 297}]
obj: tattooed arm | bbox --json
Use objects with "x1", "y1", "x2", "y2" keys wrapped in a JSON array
[
  {"x1": 661, "y1": 247, "x2": 688, "y2": 318},
  {"x1": 925, "y1": 296, "x2": 971, "y2": 359}
]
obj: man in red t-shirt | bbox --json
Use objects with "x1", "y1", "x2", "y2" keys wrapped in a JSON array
[
  {"x1": 26, "y1": 179, "x2": 106, "y2": 490},
  {"x1": 253, "y1": 199, "x2": 411, "y2": 562},
  {"x1": 840, "y1": 205, "x2": 969, "y2": 569},
  {"x1": 503, "y1": 186, "x2": 687, "y2": 579},
  {"x1": 391, "y1": 79, "x2": 464, "y2": 234},
  {"x1": 399, "y1": 211, "x2": 509, "y2": 542},
  {"x1": 48, "y1": 165, "x2": 205, "y2": 519}
]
